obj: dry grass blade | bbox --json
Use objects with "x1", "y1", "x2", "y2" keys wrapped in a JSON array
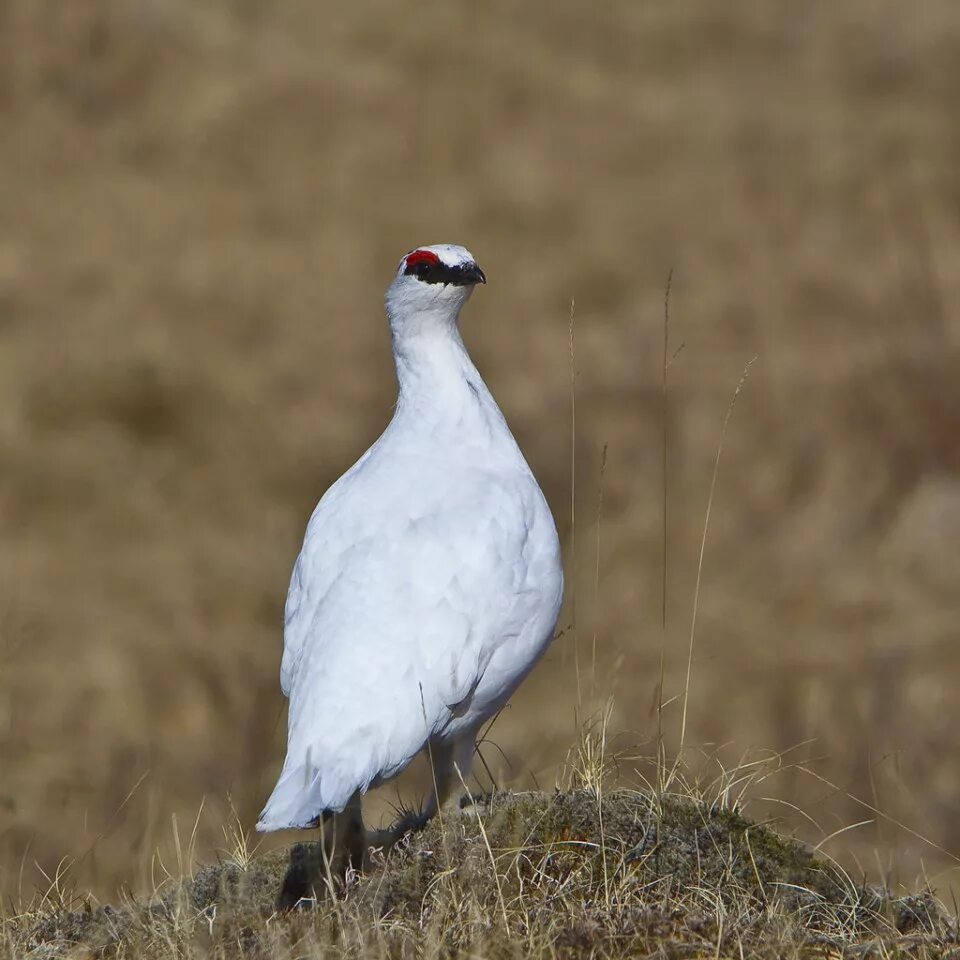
[
  {"x1": 675, "y1": 357, "x2": 758, "y2": 768},
  {"x1": 453, "y1": 764, "x2": 510, "y2": 933},
  {"x1": 568, "y1": 298, "x2": 581, "y2": 709},
  {"x1": 591, "y1": 442, "x2": 608, "y2": 702},
  {"x1": 797, "y1": 766, "x2": 960, "y2": 866}
]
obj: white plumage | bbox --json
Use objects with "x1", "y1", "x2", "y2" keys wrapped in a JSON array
[{"x1": 257, "y1": 244, "x2": 563, "y2": 836}]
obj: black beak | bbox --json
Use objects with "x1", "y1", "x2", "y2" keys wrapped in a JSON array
[{"x1": 452, "y1": 262, "x2": 486, "y2": 286}]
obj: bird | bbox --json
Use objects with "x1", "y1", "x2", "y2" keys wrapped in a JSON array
[{"x1": 256, "y1": 244, "x2": 564, "y2": 871}]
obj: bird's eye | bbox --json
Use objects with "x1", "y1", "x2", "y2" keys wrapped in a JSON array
[{"x1": 404, "y1": 250, "x2": 441, "y2": 274}]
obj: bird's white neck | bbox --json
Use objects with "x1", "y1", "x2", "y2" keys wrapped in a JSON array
[{"x1": 386, "y1": 298, "x2": 496, "y2": 429}]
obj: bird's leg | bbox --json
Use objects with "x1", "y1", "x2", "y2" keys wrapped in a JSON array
[
  {"x1": 378, "y1": 742, "x2": 455, "y2": 845},
  {"x1": 331, "y1": 789, "x2": 367, "y2": 873},
  {"x1": 276, "y1": 791, "x2": 367, "y2": 910},
  {"x1": 381, "y1": 735, "x2": 479, "y2": 847},
  {"x1": 431, "y1": 733, "x2": 478, "y2": 818}
]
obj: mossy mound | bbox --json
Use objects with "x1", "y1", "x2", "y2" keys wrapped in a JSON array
[{"x1": 10, "y1": 790, "x2": 953, "y2": 959}]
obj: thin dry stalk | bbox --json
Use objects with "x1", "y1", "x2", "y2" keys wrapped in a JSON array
[
  {"x1": 655, "y1": 269, "x2": 683, "y2": 801},
  {"x1": 591, "y1": 442, "x2": 608, "y2": 702},
  {"x1": 453, "y1": 763, "x2": 509, "y2": 932},
  {"x1": 661, "y1": 267, "x2": 674, "y2": 636},
  {"x1": 568, "y1": 299, "x2": 581, "y2": 708},
  {"x1": 419, "y1": 682, "x2": 451, "y2": 867},
  {"x1": 797, "y1": 765, "x2": 960, "y2": 866},
  {"x1": 676, "y1": 357, "x2": 757, "y2": 767},
  {"x1": 595, "y1": 706, "x2": 612, "y2": 910}
]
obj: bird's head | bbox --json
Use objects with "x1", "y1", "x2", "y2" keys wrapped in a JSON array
[{"x1": 386, "y1": 244, "x2": 486, "y2": 334}]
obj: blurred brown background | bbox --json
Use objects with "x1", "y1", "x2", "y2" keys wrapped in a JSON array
[{"x1": 1, "y1": 0, "x2": 959, "y2": 901}]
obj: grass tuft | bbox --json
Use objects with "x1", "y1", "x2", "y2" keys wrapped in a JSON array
[{"x1": 4, "y1": 783, "x2": 952, "y2": 959}]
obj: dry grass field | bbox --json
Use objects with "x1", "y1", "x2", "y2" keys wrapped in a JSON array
[{"x1": 1, "y1": 0, "x2": 959, "y2": 925}]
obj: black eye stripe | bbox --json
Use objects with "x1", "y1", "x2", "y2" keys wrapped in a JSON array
[
  {"x1": 405, "y1": 260, "x2": 458, "y2": 284},
  {"x1": 403, "y1": 260, "x2": 481, "y2": 286},
  {"x1": 404, "y1": 259, "x2": 452, "y2": 284}
]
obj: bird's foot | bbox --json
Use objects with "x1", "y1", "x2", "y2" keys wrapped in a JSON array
[
  {"x1": 276, "y1": 842, "x2": 327, "y2": 911},
  {"x1": 368, "y1": 791, "x2": 501, "y2": 858},
  {"x1": 376, "y1": 809, "x2": 432, "y2": 848},
  {"x1": 275, "y1": 807, "x2": 367, "y2": 911},
  {"x1": 276, "y1": 839, "x2": 367, "y2": 911}
]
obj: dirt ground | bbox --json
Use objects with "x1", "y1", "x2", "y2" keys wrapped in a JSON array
[{"x1": 0, "y1": 0, "x2": 958, "y2": 900}]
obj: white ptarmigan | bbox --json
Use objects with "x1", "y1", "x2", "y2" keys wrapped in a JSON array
[{"x1": 257, "y1": 244, "x2": 563, "y2": 855}]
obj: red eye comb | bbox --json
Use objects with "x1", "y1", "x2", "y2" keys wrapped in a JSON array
[{"x1": 405, "y1": 249, "x2": 441, "y2": 269}]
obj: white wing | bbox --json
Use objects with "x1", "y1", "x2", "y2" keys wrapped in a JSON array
[
  {"x1": 279, "y1": 444, "x2": 377, "y2": 698},
  {"x1": 258, "y1": 450, "x2": 548, "y2": 829}
]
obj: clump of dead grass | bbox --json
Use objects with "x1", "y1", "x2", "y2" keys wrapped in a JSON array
[{"x1": 4, "y1": 772, "x2": 953, "y2": 959}]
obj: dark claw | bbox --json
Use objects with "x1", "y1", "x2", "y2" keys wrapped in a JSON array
[{"x1": 390, "y1": 810, "x2": 432, "y2": 840}]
